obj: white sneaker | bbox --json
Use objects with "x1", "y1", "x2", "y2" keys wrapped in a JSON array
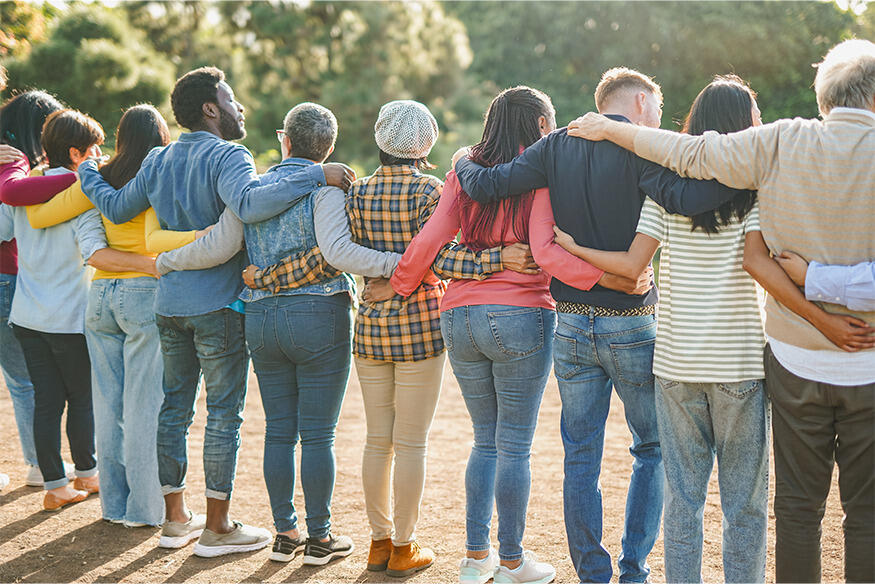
[
  {"x1": 494, "y1": 550, "x2": 556, "y2": 584},
  {"x1": 460, "y1": 548, "x2": 498, "y2": 584},
  {"x1": 0, "y1": 473, "x2": 9, "y2": 491},
  {"x1": 158, "y1": 512, "x2": 206, "y2": 549},
  {"x1": 123, "y1": 520, "x2": 150, "y2": 528},
  {"x1": 25, "y1": 462, "x2": 76, "y2": 487}
]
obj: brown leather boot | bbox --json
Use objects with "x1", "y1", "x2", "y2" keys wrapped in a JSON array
[
  {"x1": 366, "y1": 538, "x2": 393, "y2": 571},
  {"x1": 386, "y1": 541, "x2": 435, "y2": 578},
  {"x1": 73, "y1": 475, "x2": 99, "y2": 494}
]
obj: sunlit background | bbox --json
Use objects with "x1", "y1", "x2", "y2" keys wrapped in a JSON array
[{"x1": 1, "y1": 0, "x2": 872, "y2": 176}]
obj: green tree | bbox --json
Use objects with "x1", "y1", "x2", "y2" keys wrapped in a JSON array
[
  {"x1": 4, "y1": 5, "x2": 174, "y2": 147},
  {"x1": 449, "y1": 1, "x2": 854, "y2": 127}
]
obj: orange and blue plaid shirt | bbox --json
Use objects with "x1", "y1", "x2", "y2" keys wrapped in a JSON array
[{"x1": 348, "y1": 165, "x2": 446, "y2": 362}]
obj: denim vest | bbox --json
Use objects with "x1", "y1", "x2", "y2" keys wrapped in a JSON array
[{"x1": 240, "y1": 158, "x2": 354, "y2": 303}]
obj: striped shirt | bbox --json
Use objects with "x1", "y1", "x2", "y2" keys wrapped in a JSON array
[
  {"x1": 636, "y1": 199, "x2": 765, "y2": 382},
  {"x1": 347, "y1": 165, "x2": 446, "y2": 362}
]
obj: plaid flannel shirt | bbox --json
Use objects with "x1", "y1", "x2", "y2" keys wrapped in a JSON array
[
  {"x1": 251, "y1": 245, "x2": 341, "y2": 294},
  {"x1": 347, "y1": 165, "x2": 448, "y2": 362}
]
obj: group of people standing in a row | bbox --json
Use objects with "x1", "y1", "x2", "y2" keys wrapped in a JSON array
[{"x1": 0, "y1": 37, "x2": 872, "y2": 584}]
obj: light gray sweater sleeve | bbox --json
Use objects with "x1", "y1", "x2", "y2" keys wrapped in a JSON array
[
  {"x1": 313, "y1": 186, "x2": 400, "y2": 278},
  {"x1": 155, "y1": 208, "x2": 245, "y2": 275}
]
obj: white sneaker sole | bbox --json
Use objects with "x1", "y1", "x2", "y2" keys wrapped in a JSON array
[
  {"x1": 269, "y1": 549, "x2": 301, "y2": 562},
  {"x1": 302, "y1": 545, "x2": 354, "y2": 566},
  {"x1": 494, "y1": 573, "x2": 555, "y2": 584},
  {"x1": 460, "y1": 567, "x2": 495, "y2": 584},
  {"x1": 193, "y1": 538, "x2": 271, "y2": 558},
  {"x1": 158, "y1": 529, "x2": 204, "y2": 549}
]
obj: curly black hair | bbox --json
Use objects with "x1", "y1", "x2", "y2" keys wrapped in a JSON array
[{"x1": 170, "y1": 66, "x2": 225, "y2": 131}]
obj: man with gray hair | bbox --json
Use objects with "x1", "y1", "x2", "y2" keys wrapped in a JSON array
[{"x1": 568, "y1": 39, "x2": 875, "y2": 583}]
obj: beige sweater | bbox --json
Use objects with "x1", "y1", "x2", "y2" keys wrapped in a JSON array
[{"x1": 634, "y1": 108, "x2": 875, "y2": 352}]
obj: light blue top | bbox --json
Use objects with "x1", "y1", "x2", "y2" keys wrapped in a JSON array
[
  {"x1": 78, "y1": 131, "x2": 327, "y2": 317},
  {"x1": 240, "y1": 157, "x2": 354, "y2": 303},
  {"x1": 0, "y1": 168, "x2": 107, "y2": 334},
  {"x1": 806, "y1": 260, "x2": 875, "y2": 312}
]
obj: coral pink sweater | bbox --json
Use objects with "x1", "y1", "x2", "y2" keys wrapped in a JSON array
[{"x1": 390, "y1": 170, "x2": 603, "y2": 312}]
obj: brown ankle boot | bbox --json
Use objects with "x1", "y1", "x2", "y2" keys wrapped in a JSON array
[
  {"x1": 366, "y1": 538, "x2": 393, "y2": 571},
  {"x1": 386, "y1": 540, "x2": 435, "y2": 578}
]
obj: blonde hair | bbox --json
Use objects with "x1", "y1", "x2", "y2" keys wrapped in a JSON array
[
  {"x1": 594, "y1": 67, "x2": 663, "y2": 111},
  {"x1": 814, "y1": 39, "x2": 875, "y2": 116}
]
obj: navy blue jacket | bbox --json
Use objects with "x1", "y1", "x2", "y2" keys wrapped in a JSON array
[{"x1": 454, "y1": 117, "x2": 743, "y2": 309}]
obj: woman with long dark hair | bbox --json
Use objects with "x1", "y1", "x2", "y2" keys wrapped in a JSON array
[
  {"x1": 24, "y1": 104, "x2": 180, "y2": 524},
  {"x1": 365, "y1": 87, "x2": 605, "y2": 584},
  {"x1": 0, "y1": 91, "x2": 80, "y2": 489},
  {"x1": 553, "y1": 76, "x2": 769, "y2": 583}
]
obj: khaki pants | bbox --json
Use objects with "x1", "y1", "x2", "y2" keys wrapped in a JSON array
[{"x1": 355, "y1": 353, "x2": 446, "y2": 545}]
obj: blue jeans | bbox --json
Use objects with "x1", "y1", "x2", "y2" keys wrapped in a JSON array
[
  {"x1": 655, "y1": 376, "x2": 769, "y2": 584},
  {"x1": 155, "y1": 308, "x2": 249, "y2": 500},
  {"x1": 246, "y1": 294, "x2": 352, "y2": 537},
  {"x1": 441, "y1": 305, "x2": 556, "y2": 562},
  {"x1": 85, "y1": 278, "x2": 164, "y2": 525},
  {"x1": 0, "y1": 273, "x2": 37, "y2": 467},
  {"x1": 552, "y1": 311, "x2": 663, "y2": 584}
]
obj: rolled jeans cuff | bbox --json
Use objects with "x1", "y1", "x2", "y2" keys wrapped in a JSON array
[
  {"x1": 75, "y1": 466, "x2": 98, "y2": 479},
  {"x1": 205, "y1": 488, "x2": 230, "y2": 501},
  {"x1": 161, "y1": 484, "x2": 185, "y2": 496},
  {"x1": 44, "y1": 476, "x2": 69, "y2": 491}
]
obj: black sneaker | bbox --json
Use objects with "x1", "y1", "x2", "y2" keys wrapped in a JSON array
[
  {"x1": 269, "y1": 533, "x2": 307, "y2": 562},
  {"x1": 302, "y1": 534, "x2": 355, "y2": 566}
]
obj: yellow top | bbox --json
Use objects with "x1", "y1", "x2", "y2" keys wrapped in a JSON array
[
  {"x1": 25, "y1": 178, "x2": 195, "y2": 280},
  {"x1": 143, "y1": 207, "x2": 197, "y2": 254}
]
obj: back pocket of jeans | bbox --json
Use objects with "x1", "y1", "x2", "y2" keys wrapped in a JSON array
[
  {"x1": 487, "y1": 307, "x2": 543, "y2": 357},
  {"x1": 285, "y1": 308, "x2": 336, "y2": 354},
  {"x1": 609, "y1": 338, "x2": 655, "y2": 388},
  {"x1": 718, "y1": 379, "x2": 762, "y2": 399}
]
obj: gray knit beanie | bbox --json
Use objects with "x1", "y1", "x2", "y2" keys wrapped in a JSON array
[{"x1": 374, "y1": 100, "x2": 439, "y2": 160}]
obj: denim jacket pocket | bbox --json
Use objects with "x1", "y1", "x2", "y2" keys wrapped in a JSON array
[
  {"x1": 487, "y1": 307, "x2": 544, "y2": 357},
  {"x1": 717, "y1": 378, "x2": 763, "y2": 399},
  {"x1": 609, "y1": 337, "x2": 656, "y2": 388}
]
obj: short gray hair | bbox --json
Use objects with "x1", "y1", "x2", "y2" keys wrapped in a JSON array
[
  {"x1": 814, "y1": 39, "x2": 875, "y2": 116},
  {"x1": 283, "y1": 102, "x2": 338, "y2": 162}
]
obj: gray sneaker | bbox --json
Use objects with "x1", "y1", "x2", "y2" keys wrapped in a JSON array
[
  {"x1": 193, "y1": 521, "x2": 272, "y2": 558},
  {"x1": 158, "y1": 512, "x2": 206, "y2": 549}
]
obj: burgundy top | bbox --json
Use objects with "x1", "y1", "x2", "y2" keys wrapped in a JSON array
[{"x1": 0, "y1": 157, "x2": 78, "y2": 275}]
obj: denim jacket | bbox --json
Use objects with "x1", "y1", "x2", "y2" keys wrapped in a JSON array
[
  {"x1": 240, "y1": 158, "x2": 353, "y2": 303},
  {"x1": 79, "y1": 131, "x2": 327, "y2": 317}
]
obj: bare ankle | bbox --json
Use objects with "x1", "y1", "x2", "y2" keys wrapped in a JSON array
[
  {"x1": 467, "y1": 550, "x2": 489, "y2": 560},
  {"x1": 278, "y1": 528, "x2": 300, "y2": 539},
  {"x1": 501, "y1": 559, "x2": 521, "y2": 570}
]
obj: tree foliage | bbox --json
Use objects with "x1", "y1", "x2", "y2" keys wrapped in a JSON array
[{"x1": 0, "y1": 0, "x2": 863, "y2": 174}]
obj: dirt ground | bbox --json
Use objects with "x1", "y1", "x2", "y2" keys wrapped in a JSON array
[{"x1": 0, "y1": 362, "x2": 846, "y2": 583}]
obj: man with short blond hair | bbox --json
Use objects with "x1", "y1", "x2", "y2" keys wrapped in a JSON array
[
  {"x1": 454, "y1": 68, "x2": 742, "y2": 583},
  {"x1": 568, "y1": 39, "x2": 875, "y2": 583}
]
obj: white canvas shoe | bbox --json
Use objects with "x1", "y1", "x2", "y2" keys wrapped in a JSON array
[{"x1": 460, "y1": 548, "x2": 498, "y2": 584}]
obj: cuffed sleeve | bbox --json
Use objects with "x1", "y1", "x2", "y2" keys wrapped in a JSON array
[
  {"x1": 805, "y1": 260, "x2": 875, "y2": 312},
  {"x1": 72, "y1": 208, "x2": 108, "y2": 261}
]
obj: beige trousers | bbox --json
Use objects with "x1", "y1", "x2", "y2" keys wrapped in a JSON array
[{"x1": 354, "y1": 352, "x2": 446, "y2": 545}]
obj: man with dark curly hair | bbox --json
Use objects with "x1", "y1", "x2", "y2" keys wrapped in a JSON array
[{"x1": 78, "y1": 66, "x2": 356, "y2": 558}]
